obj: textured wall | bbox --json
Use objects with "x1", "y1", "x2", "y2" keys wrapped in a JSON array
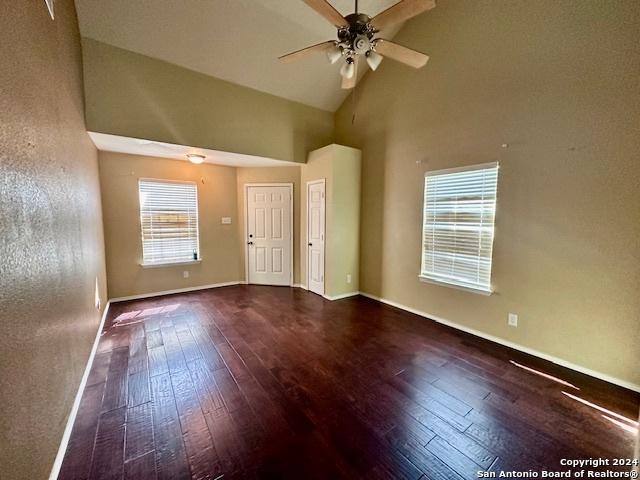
[
  {"x1": 99, "y1": 152, "x2": 241, "y2": 299},
  {"x1": 335, "y1": 0, "x2": 640, "y2": 386},
  {"x1": 329, "y1": 146, "x2": 361, "y2": 297},
  {"x1": 0, "y1": 1, "x2": 107, "y2": 479},
  {"x1": 82, "y1": 38, "x2": 335, "y2": 164}
]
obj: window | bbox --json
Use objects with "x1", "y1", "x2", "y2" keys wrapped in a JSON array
[
  {"x1": 138, "y1": 179, "x2": 199, "y2": 266},
  {"x1": 420, "y1": 162, "x2": 499, "y2": 294}
]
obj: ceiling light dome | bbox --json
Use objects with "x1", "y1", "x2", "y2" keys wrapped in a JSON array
[
  {"x1": 186, "y1": 154, "x2": 205, "y2": 164},
  {"x1": 326, "y1": 44, "x2": 342, "y2": 64},
  {"x1": 366, "y1": 50, "x2": 383, "y2": 71},
  {"x1": 340, "y1": 58, "x2": 355, "y2": 79}
]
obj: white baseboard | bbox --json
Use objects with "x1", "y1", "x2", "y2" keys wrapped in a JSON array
[
  {"x1": 292, "y1": 284, "x2": 357, "y2": 301},
  {"x1": 109, "y1": 281, "x2": 243, "y2": 303},
  {"x1": 323, "y1": 291, "x2": 360, "y2": 301},
  {"x1": 358, "y1": 291, "x2": 640, "y2": 393},
  {"x1": 49, "y1": 301, "x2": 111, "y2": 480}
]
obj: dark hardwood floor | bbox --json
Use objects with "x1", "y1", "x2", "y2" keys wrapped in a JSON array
[{"x1": 59, "y1": 285, "x2": 639, "y2": 480}]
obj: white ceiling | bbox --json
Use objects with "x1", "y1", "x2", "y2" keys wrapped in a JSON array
[
  {"x1": 89, "y1": 132, "x2": 301, "y2": 167},
  {"x1": 75, "y1": 0, "x2": 402, "y2": 112}
]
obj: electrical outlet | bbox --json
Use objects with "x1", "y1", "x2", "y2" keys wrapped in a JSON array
[
  {"x1": 347, "y1": 274, "x2": 352, "y2": 284},
  {"x1": 221, "y1": 217, "x2": 232, "y2": 224},
  {"x1": 508, "y1": 313, "x2": 518, "y2": 327},
  {"x1": 183, "y1": 271, "x2": 189, "y2": 279}
]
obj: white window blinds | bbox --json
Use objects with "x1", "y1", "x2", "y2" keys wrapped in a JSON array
[
  {"x1": 420, "y1": 162, "x2": 499, "y2": 294},
  {"x1": 139, "y1": 179, "x2": 199, "y2": 266}
]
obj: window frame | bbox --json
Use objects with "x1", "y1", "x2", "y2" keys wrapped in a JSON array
[
  {"x1": 138, "y1": 177, "x2": 201, "y2": 268},
  {"x1": 419, "y1": 162, "x2": 499, "y2": 296}
]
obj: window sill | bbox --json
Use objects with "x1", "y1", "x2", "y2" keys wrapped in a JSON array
[
  {"x1": 418, "y1": 275, "x2": 493, "y2": 296},
  {"x1": 141, "y1": 259, "x2": 202, "y2": 269}
]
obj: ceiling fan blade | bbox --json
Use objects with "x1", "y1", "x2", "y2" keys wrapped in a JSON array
[
  {"x1": 303, "y1": 0, "x2": 349, "y2": 28},
  {"x1": 278, "y1": 40, "x2": 336, "y2": 63},
  {"x1": 370, "y1": 0, "x2": 436, "y2": 31},
  {"x1": 341, "y1": 57, "x2": 358, "y2": 90},
  {"x1": 374, "y1": 39, "x2": 429, "y2": 68}
]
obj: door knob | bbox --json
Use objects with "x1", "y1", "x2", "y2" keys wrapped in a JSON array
[
  {"x1": 308, "y1": 243, "x2": 313, "y2": 246},
  {"x1": 247, "y1": 241, "x2": 254, "y2": 245}
]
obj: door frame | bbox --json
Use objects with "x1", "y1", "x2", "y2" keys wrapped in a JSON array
[
  {"x1": 243, "y1": 183, "x2": 294, "y2": 286},
  {"x1": 306, "y1": 179, "x2": 326, "y2": 293}
]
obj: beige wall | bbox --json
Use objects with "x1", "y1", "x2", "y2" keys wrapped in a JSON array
[
  {"x1": 335, "y1": 0, "x2": 640, "y2": 386},
  {"x1": 82, "y1": 38, "x2": 334, "y2": 164},
  {"x1": 330, "y1": 146, "x2": 362, "y2": 297},
  {"x1": 99, "y1": 152, "x2": 241, "y2": 299},
  {"x1": 236, "y1": 167, "x2": 303, "y2": 284},
  {"x1": 0, "y1": 1, "x2": 108, "y2": 479},
  {"x1": 301, "y1": 145, "x2": 361, "y2": 298}
]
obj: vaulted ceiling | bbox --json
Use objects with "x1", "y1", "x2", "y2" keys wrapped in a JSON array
[{"x1": 75, "y1": 0, "x2": 402, "y2": 112}]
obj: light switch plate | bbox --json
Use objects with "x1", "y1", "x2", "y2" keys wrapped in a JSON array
[
  {"x1": 508, "y1": 313, "x2": 518, "y2": 327},
  {"x1": 221, "y1": 217, "x2": 232, "y2": 224}
]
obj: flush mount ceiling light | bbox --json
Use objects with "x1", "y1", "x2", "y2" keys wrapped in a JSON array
[
  {"x1": 186, "y1": 154, "x2": 205, "y2": 164},
  {"x1": 278, "y1": 0, "x2": 434, "y2": 90}
]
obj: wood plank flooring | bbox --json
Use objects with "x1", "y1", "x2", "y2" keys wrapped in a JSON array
[{"x1": 59, "y1": 285, "x2": 639, "y2": 479}]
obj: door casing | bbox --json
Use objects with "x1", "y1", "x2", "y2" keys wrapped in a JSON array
[{"x1": 306, "y1": 179, "x2": 326, "y2": 295}]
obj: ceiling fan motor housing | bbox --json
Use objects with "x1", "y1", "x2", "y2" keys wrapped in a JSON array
[
  {"x1": 353, "y1": 35, "x2": 371, "y2": 54},
  {"x1": 339, "y1": 13, "x2": 376, "y2": 56}
]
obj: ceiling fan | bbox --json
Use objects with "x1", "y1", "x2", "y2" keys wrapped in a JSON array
[{"x1": 279, "y1": 0, "x2": 436, "y2": 89}]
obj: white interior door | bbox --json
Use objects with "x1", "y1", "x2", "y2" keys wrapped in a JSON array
[
  {"x1": 307, "y1": 180, "x2": 325, "y2": 295},
  {"x1": 246, "y1": 185, "x2": 292, "y2": 286}
]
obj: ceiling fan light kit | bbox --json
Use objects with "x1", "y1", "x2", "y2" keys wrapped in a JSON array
[
  {"x1": 365, "y1": 49, "x2": 383, "y2": 71},
  {"x1": 279, "y1": 0, "x2": 435, "y2": 89},
  {"x1": 340, "y1": 57, "x2": 356, "y2": 79},
  {"x1": 326, "y1": 44, "x2": 343, "y2": 64}
]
